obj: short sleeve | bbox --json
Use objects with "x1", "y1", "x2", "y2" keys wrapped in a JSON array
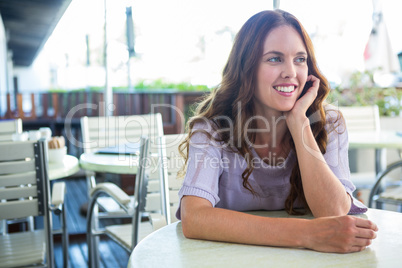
[{"x1": 176, "y1": 122, "x2": 224, "y2": 219}]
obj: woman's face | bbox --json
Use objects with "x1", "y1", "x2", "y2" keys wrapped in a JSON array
[{"x1": 254, "y1": 25, "x2": 308, "y2": 114}]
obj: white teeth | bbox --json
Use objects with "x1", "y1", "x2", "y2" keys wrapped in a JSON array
[{"x1": 275, "y1": 86, "x2": 294, "y2": 92}]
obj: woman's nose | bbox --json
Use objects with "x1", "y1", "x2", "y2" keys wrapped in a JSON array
[{"x1": 281, "y1": 62, "x2": 296, "y2": 79}]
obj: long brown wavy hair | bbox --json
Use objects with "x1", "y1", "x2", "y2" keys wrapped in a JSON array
[{"x1": 179, "y1": 10, "x2": 331, "y2": 215}]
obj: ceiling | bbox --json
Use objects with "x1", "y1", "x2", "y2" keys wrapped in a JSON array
[{"x1": 0, "y1": 0, "x2": 71, "y2": 67}]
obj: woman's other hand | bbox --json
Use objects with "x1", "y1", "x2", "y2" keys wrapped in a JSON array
[{"x1": 304, "y1": 215, "x2": 378, "y2": 253}]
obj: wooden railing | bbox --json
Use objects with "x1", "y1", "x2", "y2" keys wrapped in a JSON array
[{"x1": 1, "y1": 90, "x2": 206, "y2": 157}]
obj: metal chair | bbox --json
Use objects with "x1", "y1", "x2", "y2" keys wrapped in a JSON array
[
  {"x1": 86, "y1": 133, "x2": 187, "y2": 267},
  {"x1": 87, "y1": 136, "x2": 165, "y2": 267},
  {"x1": 368, "y1": 160, "x2": 402, "y2": 211},
  {"x1": 151, "y1": 133, "x2": 186, "y2": 225},
  {"x1": 80, "y1": 114, "x2": 164, "y2": 218},
  {"x1": 0, "y1": 118, "x2": 29, "y2": 235},
  {"x1": 0, "y1": 140, "x2": 68, "y2": 268}
]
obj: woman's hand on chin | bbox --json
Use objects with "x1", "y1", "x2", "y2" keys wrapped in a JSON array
[{"x1": 285, "y1": 75, "x2": 320, "y2": 131}]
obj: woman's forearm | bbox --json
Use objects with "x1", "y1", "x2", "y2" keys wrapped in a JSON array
[
  {"x1": 180, "y1": 196, "x2": 377, "y2": 253},
  {"x1": 181, "y1": 196, "x2": 307, "y2": 247},
  {"x1": 289, "y1": 118, "x2": 351, "y2": 217}
]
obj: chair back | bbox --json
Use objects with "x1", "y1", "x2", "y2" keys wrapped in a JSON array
[
  {"x1": 130, "y1": 134, "x2": 186, "y2": 246},
  {"x1": 80, "y1": 113, "x2": 164, "y2": 193},
  {"x1": 80, "y1": 114, "x2": 164, "y2": 154},
  {"x1": 339, "y1": 105, "x2": 382, "y2": 202},
  {"x1": 131, "y1": 136, "x2": 150, "y2": 247},
  {"x1": 0, "y1": 140, "x2": 54, "y2": 267},
  {"x1": 339, "y1": 105, "x2": 380, "y2": 133},
  {"x1": 0, "y1": 119, "x2": 22, "y2": 142},
  {"x1": 158, "y1": 134, "x2": 186, "y2": 225}
]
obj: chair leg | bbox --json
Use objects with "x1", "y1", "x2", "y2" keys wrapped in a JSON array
[
  {"x1": 88, "y1": 232, "x2": 100, "y2": 268},
  {"x1": 375, "y1": 201, "x2": 384, "y2": 210},
  {"x1": 87, "y1": 232, "x2": 94, "y2": 267},
  {"x1": 1, "y1": 220, "x2": 6, "y2": 235},
  {"x1": 87, "y1": 198, "x2": 101, "y2": 268},
  {"x1": 27, "y1": 216, "x2": 35, "y2": 232},
  {"x1": 61, "y1": 204, "x2": 69, "y2": 268},
  {"x1": 94, "y1": 236, "x2": 101, "y2": 268},
  {"x1": 86, "y1": 174, "x2": 97, "y2": 197}
]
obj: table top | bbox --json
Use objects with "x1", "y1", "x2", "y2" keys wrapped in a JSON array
[
  {"x1": 348, "y1": 130, "x2": 402, "y2": 149},
  {"x1": 129, "y1": 209, "x2": 402, "y2": 268},
  {"x1": 48, "y1": 155, "x2": 80, "y2": 180},
  {"x1": 79, "y1": 152, "x2": 138, "y2": 174}
]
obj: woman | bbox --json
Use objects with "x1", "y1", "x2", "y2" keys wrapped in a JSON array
[{"x1": 177, "y1": 10, "x2": 377, "y2": 253}]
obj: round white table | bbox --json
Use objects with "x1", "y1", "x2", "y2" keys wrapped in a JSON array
[
  {"x1": 48, "y1": 155, "x2": 80, "y2": 180},
  {"x1": 348, "y1": 131, "x2": 402, "y2": 150},
  {"x1": 348, "y1": 130, "x2": 402, "y2": 174},
  {"x1": 129, "y1": 209, "x2": 402, "y2": 268},
  {"x1": 79, "y1": 152, "x2": 138, "y2": 174}
]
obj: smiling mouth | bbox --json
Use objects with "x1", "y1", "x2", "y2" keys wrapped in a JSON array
[{"x1": 274, "y1": 86, "x2": 296, "y2": 93}]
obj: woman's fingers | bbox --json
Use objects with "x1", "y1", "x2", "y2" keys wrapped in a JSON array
[
  {"x1": 355, "y1": 217, "x2": 379, "y2": 231},
  {"x1": 307, "y1": 74, "x2": 320, "y2": 90},
  {"x1": 292, "y1": 75, "x2": 320, "y2": 113},
  {"x1": 353, "y1": 217, "x2": 378, "y2": 244},
  {"x1": 308, "y1": 216, "x2": 378, "y2": 253},
  {"x1": 356, "y1": 228, "x2": 377, "y2": 240},
  {"x1": 351, "y1": 218, "x2": 377, "y2": 252},
  {"x1": 301, "y1": 75, "x2": 319, "y2": 104},
  {"x1": 350, "y1": 245, "x2": 367, "y2": 253}
]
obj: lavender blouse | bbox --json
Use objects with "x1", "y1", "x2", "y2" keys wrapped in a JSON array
[{"x1": 176, "y1": 114, "x2": 367, "y2": 219}]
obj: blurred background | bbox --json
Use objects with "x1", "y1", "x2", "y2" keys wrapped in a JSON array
[
  {"x1": 1, "y1": 0, "x2": 401, "y2": 121},
  {"x1": 6, "y1": 0, "x2": 402, "y2": 91}
]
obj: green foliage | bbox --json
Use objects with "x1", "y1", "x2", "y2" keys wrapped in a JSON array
[
  {"x1": 48, "y1": 80, "x2": 212, "y2": 93},
  {"x1": 327, "y1": 70, "x2": 402, "y2": 116},
  {"x1": 49, "y1": 86, "x2": 104, "y2": 92},
  {"x1": 133, "y1": 79, "x2": 211, "y2": 92}
]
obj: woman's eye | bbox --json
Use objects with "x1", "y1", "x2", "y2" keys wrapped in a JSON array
[
  {"x1": 267, "y1": 57, "x2": 281, "y2": 63},
  {"x1": 295, "y1": 57, "x2": 306, "y2": 63}
]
